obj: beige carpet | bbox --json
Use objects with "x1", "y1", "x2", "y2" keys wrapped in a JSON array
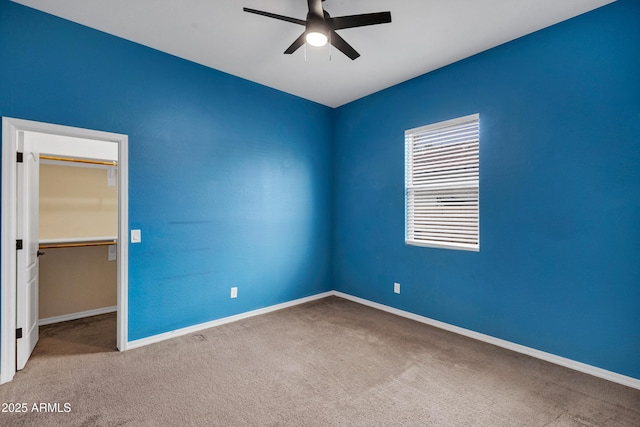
[{"x1": 1, "y1": 296, "x2": 639, "y2": 426}]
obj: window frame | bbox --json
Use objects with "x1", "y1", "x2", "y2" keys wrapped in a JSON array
[{"x1": 405, "y1": 113, "x2": 480, "y2": 252}]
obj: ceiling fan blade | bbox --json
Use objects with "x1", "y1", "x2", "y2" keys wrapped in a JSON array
[
  {"x1": 330, "y1": 31, "x2": 360, "y2": 60},
  {"x1": 243, "y1": 8, "x2": 306, "y2": 26},
  {"x1": 284, "y1": 32, "x2": 307, "y2": 55},
  {"x1": 329, "y1": 12, "x2": 392, "y2": 30}
]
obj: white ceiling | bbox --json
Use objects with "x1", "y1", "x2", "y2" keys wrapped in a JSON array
[{"x1": 13, "y1": 0, "x2": 615, "y2": 108}]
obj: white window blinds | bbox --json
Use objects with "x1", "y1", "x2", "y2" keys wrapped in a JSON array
[{"x1": 405, "y1": 113, "x2": 479, "y2": 251}]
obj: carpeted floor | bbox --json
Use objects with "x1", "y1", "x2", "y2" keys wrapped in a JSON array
[{"x1": 1, "y1": 296, "x2": 639, "y2": 426}]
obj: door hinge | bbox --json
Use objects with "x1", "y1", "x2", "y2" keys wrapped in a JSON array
[
  {"x1": 16, "y1": 239, "x2": 23, "y2": 250},
  {"x1": 16, "y1": 328, "x2": 22, "y2": 339},
  {"x1": 17, "y1": 152, "x2": 23, "y2": 163}
]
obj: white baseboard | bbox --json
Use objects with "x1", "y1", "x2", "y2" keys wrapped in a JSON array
[
  {"x1": 127, "y1": 292, "x2": 334, "y2": 350},
  {"x1": 333, "y1": 291, "x2": 640, "y2": 391},
  {"x1": 122, "y1": 289, "x2": 639, "y2": 390},
  {"x1": 39, "y1": 305, "x2": 117, "y2": 326}
]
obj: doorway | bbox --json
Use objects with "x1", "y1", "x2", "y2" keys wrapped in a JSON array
[{"x1": 1, "y1": 117, "x2": 129, "y2": 384}]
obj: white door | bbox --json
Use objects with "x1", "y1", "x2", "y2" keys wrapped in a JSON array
[{"x1": 16, "y1": 132, "x2": 40, "y2": 370}]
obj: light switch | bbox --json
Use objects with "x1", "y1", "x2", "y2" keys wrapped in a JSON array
[{"x1": 131, "y1": 229, "x2": 141, "y2": 243}]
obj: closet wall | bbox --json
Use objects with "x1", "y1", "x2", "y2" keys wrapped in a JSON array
[{"x1": 39, "y1": 162, "x2": 118, "y2": 321}]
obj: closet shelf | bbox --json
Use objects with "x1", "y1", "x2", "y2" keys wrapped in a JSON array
[
  {"x1": 40, "y1": 155, "x2": 118, "y2": 167},
  {"x1": 39, "y1": 236, "x2": 117, "y2": 249}
]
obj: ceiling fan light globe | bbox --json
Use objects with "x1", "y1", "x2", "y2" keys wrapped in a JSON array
[{"x1": 306, "y1": 31, "x2": 328, "y2": 47}]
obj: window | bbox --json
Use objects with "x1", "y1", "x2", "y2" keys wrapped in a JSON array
[{"x1": 405, "y1": 113, "x2": 479, "y2": 251}]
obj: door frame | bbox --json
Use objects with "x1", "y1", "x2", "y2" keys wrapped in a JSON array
[{"x1": 1, "y1": 117, "x2": 129, "y2": 384}]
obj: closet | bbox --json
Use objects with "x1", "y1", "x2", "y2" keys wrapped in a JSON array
[{"x1": 38, "y1": 155, "x2": 118, "y2": 325}]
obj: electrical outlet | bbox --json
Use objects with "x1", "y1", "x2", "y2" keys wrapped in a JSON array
[
  {"x1": 230, "y1": 287, "x2": 238, "y2": 299},
  {"x1": 394, "y1": 282, "x2": 400, "y2": 294}
]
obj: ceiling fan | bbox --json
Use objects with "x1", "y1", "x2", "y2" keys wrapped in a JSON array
[{"x1": 243, "y1": 0, "x2": 392, "y2": 60}]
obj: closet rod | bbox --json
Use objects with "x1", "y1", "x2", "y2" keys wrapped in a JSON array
[
  {"x1": 39, "y1": 240, "x2": 117, "y2": 249},
  {"x1": 40, "y1": 155, "x2": 118, "y2": 167}
]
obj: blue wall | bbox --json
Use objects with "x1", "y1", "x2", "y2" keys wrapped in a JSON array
[
  {"x1": 0, "y1": 0, "x2": 333, "y2": 340},
  {"x1": 333, "y1": 0, "x2": 640, "y2": 379}
]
